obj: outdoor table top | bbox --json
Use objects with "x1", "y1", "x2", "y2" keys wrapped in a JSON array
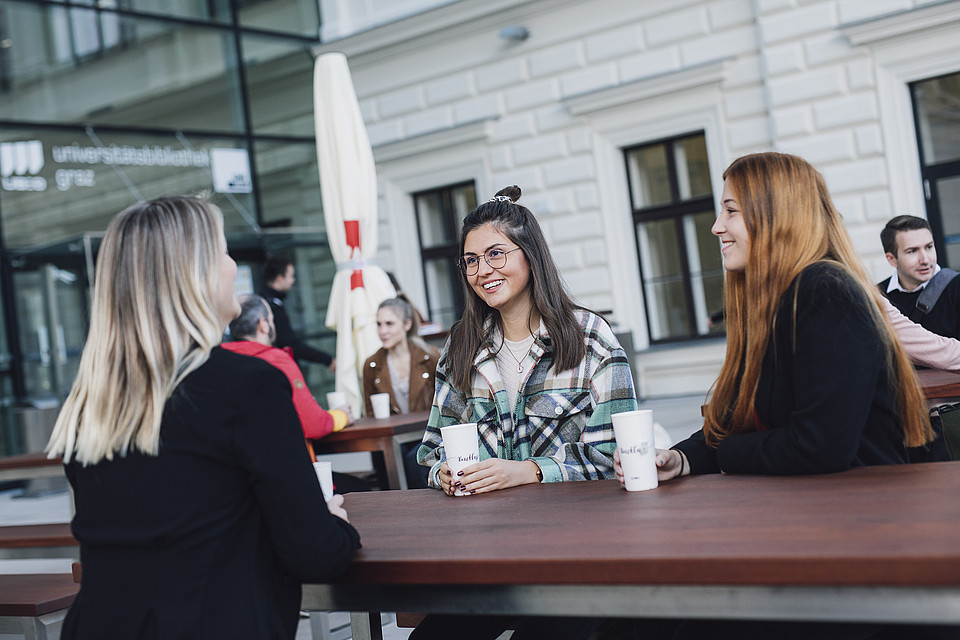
[
  {"x1": 332, "y1": 461, "x2": 960, "y2": 588},
  {"x1": 320, "y1": 410, "x2": 430, "y2": 442},
  {"x1": 0, "y1": 451, "x2": 61, "y2": 470},
  {"x1": 918, "y1": 368, "x2": 960, "y2": 400}
]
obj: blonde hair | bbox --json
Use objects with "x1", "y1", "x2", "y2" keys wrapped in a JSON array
[
  {"x1": 705, "y1": 152, "x2": 931, "y2": 449},
  {"x1": 47, "y1": 196, "x2": 227, "y2": 464}
]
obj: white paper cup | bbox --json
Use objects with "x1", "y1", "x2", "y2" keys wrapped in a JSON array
[
  {"x1": 612, "y1": 410, "x2": 658, "y2": 492},
  {"x1": 313, "y1": 461, "x2": 334, "y2": 502},
  {"x1": 326, "y1": 391, "x2": 347, "y2": 410},
  {"x1": 440, "y1": 423, "x2": 480, "y2": 496},
  {"x1": 370, "y1": 393, "x2": 391, "y2": 419}
]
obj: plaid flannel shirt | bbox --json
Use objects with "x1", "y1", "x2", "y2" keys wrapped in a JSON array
[{"x1": 418, "y1": 309, "x2": 637, "y2": 488}]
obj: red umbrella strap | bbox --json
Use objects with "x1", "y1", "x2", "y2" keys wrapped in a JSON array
[
  {"x1": 344, "y1": 220, "x2": 360, "y2": 250},
  {"x1": 351, "y1": 270, "x2": 364, "y2": 289}
]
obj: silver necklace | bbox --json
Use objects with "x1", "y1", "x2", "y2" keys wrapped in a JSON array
[{"x1": 502, "y1": 337, "x2": 534, "y2": 374}]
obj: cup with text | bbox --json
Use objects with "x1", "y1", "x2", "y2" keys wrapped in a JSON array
[
  {"x1": 440, "y1": 422, "x2": 480, "y2": 496},
  {"x1": 612, "y1": 409, "x2": 658, "y2": 492},
  {"x1": 312, "y1": 460, "x2": 334, "y2": 502},
  {"x1": 370, "y1": 393, "x2": 391, "y2": 419}
]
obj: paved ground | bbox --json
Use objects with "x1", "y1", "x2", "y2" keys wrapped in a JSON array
[{"x1": 0, "y1": 394, "x2": 705, "y2": 639}]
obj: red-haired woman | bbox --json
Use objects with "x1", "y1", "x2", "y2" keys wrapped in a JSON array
[{"x1": 611, "y1": 152, "x2": 942, "y2": 639}]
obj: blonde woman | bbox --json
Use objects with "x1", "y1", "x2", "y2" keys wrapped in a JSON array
[{"x1": 47, "y1": 196, "x2": 360, "y2": 639}]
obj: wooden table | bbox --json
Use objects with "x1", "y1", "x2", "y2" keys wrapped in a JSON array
[
  {"x1": 918, "y1": 368, "x2": 960, "y2": 400},
  {"x1": 302, "y1": 462, "x2": 960, "y2": 638},
  {"x1": 311, "y1": 411, "x2": 430, "y2": 490}
]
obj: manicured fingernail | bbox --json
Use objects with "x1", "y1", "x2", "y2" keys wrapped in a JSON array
[
  {"x1": 470, "y1": 490, "x2": 476, "y2": 494},
  {"x1": 454, "y1": 481, "x2": 461, "y2": 488},
  {"x1": 457, "y1": 470, "x2": 464, "y2": 476}
]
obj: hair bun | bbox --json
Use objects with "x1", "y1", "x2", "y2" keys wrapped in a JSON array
[{"x1": 494, "y1": 185, "x2": 521, "y2": 203}]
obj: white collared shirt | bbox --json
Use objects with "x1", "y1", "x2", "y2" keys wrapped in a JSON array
[{"x1": 886, "y1": 264, "x2": 941, "y2": 294}]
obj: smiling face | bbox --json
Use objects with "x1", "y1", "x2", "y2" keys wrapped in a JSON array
[
  {"x1": 462, "y1": 223, "x2": 532, "y2": 318},
  {"x1": 376, "y1": 306, "x2": 410, "y2": 351},
  {"x1": 887, "y1": 228, "x2": 937, "y2": 290},
  {"x1": 712, "y1": 180, "x2": 750, "y2": 273}
]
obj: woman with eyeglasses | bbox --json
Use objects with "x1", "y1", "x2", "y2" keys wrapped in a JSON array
[
  {"x1": 411, "y1": 185, "x2": 637, "y2": 639},
  {"x1": 416, "y1": 184, "x2": 637, "y2": 497}
]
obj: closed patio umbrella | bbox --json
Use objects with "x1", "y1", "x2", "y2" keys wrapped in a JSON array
[{"x1": 314, "y1": 51, "x2": 395, "y2": 415}]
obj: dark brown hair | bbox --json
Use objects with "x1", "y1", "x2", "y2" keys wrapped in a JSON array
[{"x1": 445, "y1": 185, "x2": 585, "y2": 390}]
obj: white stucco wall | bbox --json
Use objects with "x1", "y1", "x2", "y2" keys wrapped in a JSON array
[{"x1": 315, "y1": 0, "x2": 960, "y2": 398}]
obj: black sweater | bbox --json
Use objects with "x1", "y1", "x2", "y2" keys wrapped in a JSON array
[
  {"x1": 677, "y1": 263, "x2": 909, "y2": 475},
  {"x1": 63, "y1": 348, "x2": 360, "y2": 639},
  {"x1": 878, "y1": 273, "x2": 960, "y2": 340}
]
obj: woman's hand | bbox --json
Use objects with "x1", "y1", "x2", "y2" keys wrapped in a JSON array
[
  {"x1": 613, "y1": 448, "x2": 688, "y2": 487},
  {"x1": 437, "y1": 462, "x2": 454, "y2": 495},
  {"x1": 449, "y1": 459, "x2": 539, "y2": 495},
  {"x1": 326, "y1": 493, "x2": 350, "y2": 522}
]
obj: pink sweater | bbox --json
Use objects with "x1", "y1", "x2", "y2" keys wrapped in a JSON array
[{"x1": 882, "y1": 296, "x2": 960, "y2": 372}]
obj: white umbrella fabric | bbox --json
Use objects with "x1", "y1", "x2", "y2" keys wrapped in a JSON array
[{"x1": 314, "y1": 51, "x2": 395, "y2": 415}]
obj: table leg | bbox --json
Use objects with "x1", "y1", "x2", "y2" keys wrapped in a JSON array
[
  {"x1": 349, "y1": 611, "x2": 383, "y2": 640},
  {"x1": 377, "y1": 437, "x2": 404, "y2": 491}
]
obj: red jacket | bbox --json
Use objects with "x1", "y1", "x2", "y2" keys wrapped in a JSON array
[{"x1": 221, "y1": 341, "x2": 335, "y2": 439}]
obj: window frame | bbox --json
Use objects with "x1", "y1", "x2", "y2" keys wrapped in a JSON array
[
  {"x1": 624, "y1": 131, "x2": 721, "y2": 345},
  {"x1": 411, "y1": 180, "x2": 476, "y2": 329},
  {"x1": 910, "y1": 71, "x2": 960, "y2": 269}
]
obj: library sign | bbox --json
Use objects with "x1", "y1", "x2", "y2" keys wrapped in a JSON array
[{"x1": 0, "y1": 140, "x2": 252, "y2": 194}]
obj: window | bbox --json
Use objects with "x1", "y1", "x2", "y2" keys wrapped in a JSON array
[
  {"x1": 625, "y1": 132, "x2": 723, "y2": 343},
  {"x1": 413, "y1": 182, "x2": 476, "y2": 330},
  {"x1": 911, "y1": 71, "x2": 960, "y2": 268}
]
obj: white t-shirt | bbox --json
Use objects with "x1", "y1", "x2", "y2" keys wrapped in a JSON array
[{"x1": 494, "y1": 334, "x2": 536, "y2": 416}]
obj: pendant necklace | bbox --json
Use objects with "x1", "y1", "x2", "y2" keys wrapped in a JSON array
[{"x1": 503, "y1": 337, "x2": 534, "y2": 374}]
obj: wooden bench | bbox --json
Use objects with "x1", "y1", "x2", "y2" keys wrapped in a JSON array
[
  {"x1": 395, "y1": 612, "x2": 426, "y2": 628},
  {"x1": 0, "y1": 573, "x2": 78, "y2": 639},
  {"x1": 0, "y1": 524, "x2": 77, "y2": 561}
]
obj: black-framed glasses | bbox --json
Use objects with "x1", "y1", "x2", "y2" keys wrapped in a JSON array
[{"x1": 459, "y1": 247, "x2": 522, "y2": 276}]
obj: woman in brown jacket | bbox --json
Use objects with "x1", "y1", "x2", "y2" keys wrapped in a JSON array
[{"x1": 363, "y1": 297, "x2": 440, "y2": 487}]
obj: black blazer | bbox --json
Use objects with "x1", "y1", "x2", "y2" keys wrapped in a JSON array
[
  {"x1": 677, "y1": 262, "x2": 908, "y2": 475},
  {"x1": 262, "y1": 286, "x2": 334, "y2": 366},
  {"x1": 63, "y1": 347, "x2": 360, "y2": 639}
]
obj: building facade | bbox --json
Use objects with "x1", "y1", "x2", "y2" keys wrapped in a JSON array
[
  {"x1": 315, "y1": 0, "x2": 960, "y2": 397},
  {"x1": 0, "y1": 0, "x2": 957, "y2": 454}
]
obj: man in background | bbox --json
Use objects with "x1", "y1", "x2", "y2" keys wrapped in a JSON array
[
  {"x1": 261, "y1": 256, "x2": 336, "y2": 371},
  {"x1": 878, "y1": 215, "x2": 960, "y2": 340}
]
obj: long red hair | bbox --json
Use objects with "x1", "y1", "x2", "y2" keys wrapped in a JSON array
[{"x1": 704, "y1": 152, "x2": 931, "y2": 448}]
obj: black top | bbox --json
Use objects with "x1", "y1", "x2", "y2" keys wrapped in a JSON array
[
  {"x1": 262, "y1": 286, "x2": 334, "y2": 366},
  {"x1": 878, "y1": 273, "x2": 960, "y2": 340},
  {"x1": 677, "y1": 262, "x2": 908, "y2": 475},
  {"x1": 63, "y1": 347, "x2": 360, "y2": 639}
]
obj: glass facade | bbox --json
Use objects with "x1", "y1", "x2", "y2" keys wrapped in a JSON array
[{"x1": 0, "y1": 0, "x2": 334, "y2": 454}]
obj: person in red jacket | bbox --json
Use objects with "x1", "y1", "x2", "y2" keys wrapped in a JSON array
[
  {"x1": 224, "y1": 294, "x2": 350, "y2": 438},
  {"x1": 224, "y1": 295, "x2": 369, "y2": 493}
]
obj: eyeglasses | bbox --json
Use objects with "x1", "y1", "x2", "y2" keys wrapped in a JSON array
[{"x1": 459, "y1": 247, "x2": 522, "y2": 276}]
